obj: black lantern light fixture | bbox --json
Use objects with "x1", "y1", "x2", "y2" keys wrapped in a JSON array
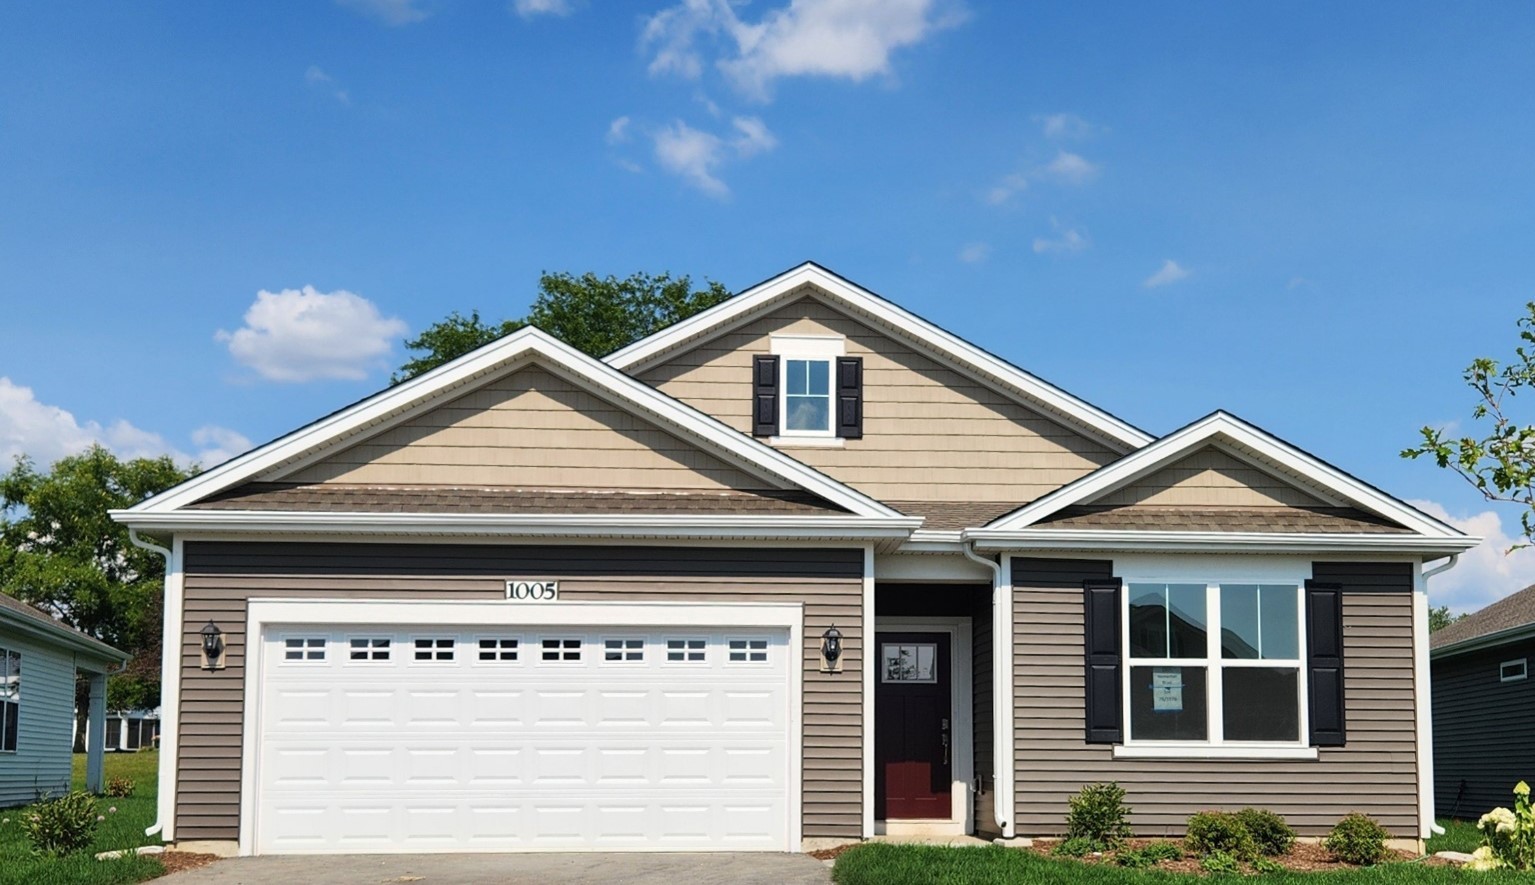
[
  {"x1": 821, "y1": 625, "x2": 843, "y2": 665},
  {"x1": 201, "y1": 620, "x2": 224, "y2": 669}
]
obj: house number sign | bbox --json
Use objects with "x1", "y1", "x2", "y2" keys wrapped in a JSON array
[{"x1": 505, "y1": 580, "x2": 559, "y2": 601}]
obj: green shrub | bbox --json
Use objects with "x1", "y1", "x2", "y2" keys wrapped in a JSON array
[
  {"x1": 1324, "y1": 812, "x2": 1389, "y2": 865},
  {"x1": 1185, "y1": 811, "x2": 1257, "y2": 861},
  {"x1": 1235, "y1": 808, "x2": 1295, "y2": 856},
  {"x1": 1114, "y1": 848, "x2": 1154, "y2": 868},
  {"x1": 21, "y1": 791, "x2": 99, "y2": 856},
  {"x1": 1252, "y1": 856, "x2": 1286, "y2": 874},
  {"x1": 1200, "y1": 850, "x2": 1244, "y2": 874},
  {"x1": 1065, "y1": 782, "x2": 1133, "y2": 849},
  {"x1": 104, "y1": 777, "x2": 135, "y2": 798},
  {"x1": 1052, "y1": 836, "x2": 1098, "y2": 857},
  {"x1": 1142, "y1": 840, "x2": 1184, "y2": 862}
]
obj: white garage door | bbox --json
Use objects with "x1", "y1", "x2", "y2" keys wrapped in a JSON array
[{"x1": 253, "y1": 624, "x2": 792, "y2": 854}]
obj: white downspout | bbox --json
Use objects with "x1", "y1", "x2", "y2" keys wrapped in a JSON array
[
  {"x1": 127, "y1": 529, "x2": 174, "y2": 839},
  {"x1": 962, "y1": 541, "x2": 1013, "y2": 838},
  {"x1": 1419, "y1": 553, "x2": 1458, "y2": 838}
]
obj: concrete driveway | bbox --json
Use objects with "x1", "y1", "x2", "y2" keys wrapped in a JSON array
[{"x1": 160, "y1": 852, "x2": 833, "y2": 885}]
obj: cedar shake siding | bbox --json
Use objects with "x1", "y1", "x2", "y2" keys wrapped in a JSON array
[
  {"x1": 1012, "y1": 558, "x2": 1419, "y2": 837},
  {"x1": 1432, "y1": 638, "x2": 1535, "y2": 818},
  {"x1": 636, "y1": 291, "x2": 1120, "y2": 503},
  {"x1": 276, "y1": 365, "x2": 771, "y2": 491},
  {"x1": 1094, "y1": 446, "x2": 1328, "y2": 509},
  {"x1": 177, "y1": 542, "x2": 864, "y2": 842}
]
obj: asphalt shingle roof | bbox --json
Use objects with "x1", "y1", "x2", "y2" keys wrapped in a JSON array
[{"x1": 1432, "y1": 583, "x2": 1535, "y2": 650}]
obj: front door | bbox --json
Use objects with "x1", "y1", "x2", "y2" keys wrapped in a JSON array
[{"x1": 875, "y1": 631, "x2": 952, "y2": 820}]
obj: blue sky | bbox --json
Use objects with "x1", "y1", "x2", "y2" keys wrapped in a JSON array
[{"x1": 3, "y1": 1, "x2": 1535, "y2": 610}]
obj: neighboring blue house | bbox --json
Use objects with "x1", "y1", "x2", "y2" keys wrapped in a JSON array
[{"x1": 0, "y1": 592, "x2": 130, "y2": 808}]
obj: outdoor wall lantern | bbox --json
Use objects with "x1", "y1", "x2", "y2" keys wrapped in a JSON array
[
  {"x1": 201, "y1": 620, "x2": 225, "y2": 670},
  {"x1": 821, "y1": 625, "x2": 843, "y2": 667}
]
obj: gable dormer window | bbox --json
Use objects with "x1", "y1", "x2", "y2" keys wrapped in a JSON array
[{"x1": 754, "y1": 336, "x2": 862, "y2": 442}]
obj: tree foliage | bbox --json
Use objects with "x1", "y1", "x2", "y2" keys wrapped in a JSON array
[
  {"x1": 1405, "y1": 302, "x2": 1535, "y2": 549},
  {"x1": 394, "y1": 270, "x2": 731, "y2": 381},
  {"x1": 0, "y1": 446, "x2": 192, "y2": 709},
  {"x1": 1429, "y1": 605, "x2": 1467, "y2": 633}
]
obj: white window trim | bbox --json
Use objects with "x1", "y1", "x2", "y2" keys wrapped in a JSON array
[
  {"x1": 1501, "y1": 658, "x2": 1528, "y2": 683},
  {"x1": 0, "y1": 646, "x2": 18, "y2": 754},
  {"x1": 771, "y1": 335, "x2": 844, "y2": 440},
  {"x1": 1119, "y1": 576, "x2": 1311, "y2": 757}
]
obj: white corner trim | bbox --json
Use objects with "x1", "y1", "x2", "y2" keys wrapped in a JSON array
[
  {"x1": 861, "y1": 546, "x2": 876, "y2": 840},
  {"x1": 157, "y1": 538, "x2": 184, "y2": 843},
  {"x1": 1111, "y1": 745, "x2": 1319, "y2": 761},
  {"x1": 997, "y1": 555, "x2": 1015, "y2": 839},
  {"x1": 236, "y1": 598, "x2": 806, "y2": 856},
  {"x1": 979, "y1": 412, "x2": 1475, "y2": 543},
  {"x1": 1412, "y1": 561, "x2": 1436, "y2": 839},
  {"x1": 605, "y1": 262, "x2": 1153, "y2": 451}
]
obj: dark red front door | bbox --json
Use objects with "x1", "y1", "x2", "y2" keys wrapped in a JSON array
[{"x1": 875, "y1": 631, "x2": 952, "y2": 820}]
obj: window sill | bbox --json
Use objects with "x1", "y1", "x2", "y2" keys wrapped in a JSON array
[
  {"x1": 770, "y1": 436, "x2": 845, "y2": 448},
  {"x1": 1112, "y1": 744, "x2": 1318, "y2": 760}
]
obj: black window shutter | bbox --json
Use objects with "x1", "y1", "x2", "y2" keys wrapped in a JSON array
[
  {"x1": 835, "y1": 357, "x2": 863, "y2": 439},
  {"x1": 1305, "y1": 581, "x2": 1347, "y2": 747},
  {"x1": 752, "y1": 355, "x2": 779, "y2": 437},
  {"x1": 1083, "y1": 578, "x2": 1123, "y2": 744}
]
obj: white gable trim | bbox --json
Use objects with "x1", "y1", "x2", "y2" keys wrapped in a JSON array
[
  {"x1": 606, "y1": 262, "x2": 1154, "y2": 452},
  {"x1": 118, "y1": 327, "x2": 906, "y2": 521},
  {"x1": 979, "y1": 411, "x2": 1473, "y2": 542}
]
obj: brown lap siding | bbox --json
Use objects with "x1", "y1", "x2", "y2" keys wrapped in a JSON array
[
  {"x1": 177, "y1": 542, "x2": 864, "y2": 843},
  {"x1": 1011, "y1": 558, "x2": 1419, "y2": 838}
]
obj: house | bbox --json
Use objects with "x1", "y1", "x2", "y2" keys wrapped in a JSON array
[
  {"x1": 0, "y1": 592, "x2": 131, "y2": 808},
  {"x1": 1430, "y1": 583, "x2": 1535, "y2": 819},
  {"x1": 111, "y1": 262, "x2": 1477, "y2": 856},
  {"x1": 72, "y1": 708, "x2": 161, "y2": 754}
]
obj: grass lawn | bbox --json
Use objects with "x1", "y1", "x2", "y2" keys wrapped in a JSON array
[
  {"x1": 831, "y1": 843, "x2": 1515, "y2": 884},
  {"x1": 0, "y1": 752, "x2": 163, "y2": 885},
  {"x1": 1426, "y1": 819, "x2": 1481, "y2": 855}
]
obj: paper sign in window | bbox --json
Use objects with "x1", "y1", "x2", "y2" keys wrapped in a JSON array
[
  {"x1": 881, "y1": 643, "x2": 937, "y2": 683},
  {"x1": 1151, "y1": 667, "x2": 1184, "y2": 712}
]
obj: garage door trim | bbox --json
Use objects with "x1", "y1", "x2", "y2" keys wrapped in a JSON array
[{"x1": 237, "y1": 599, "x2": 805, "y2": 856}]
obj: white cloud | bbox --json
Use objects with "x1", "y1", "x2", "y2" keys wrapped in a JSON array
[
  {"x1": 958, "y1": 242, "x2": 990, "y2": 264},
  {"x1": 985, "y1": 172, "x2": 1028, "y2": 206},
  {"x1": 304, "y1": 66, "x2": 350, "y2": 105},
  {"x1": 1287, "y1": 276, "x2": 1312, "y2": 290},
  {"x1": 1410, "y1": 500, "x2": 1535, "y2": 614},
  {"x1": 606, "y1": 115, "x2": 632, "y2": 145},
  {"x1": 512, "y1": 0, "x2": 573, "y2": 17},
  {"x1": 1033, "y1": 219, "x2": 1088, "y2": 254},
  {"x1": 0, "y1": 377, "x2": 249, "y2": 469},
  {"x1": 335, "y1": 0, "x2": 429, "y2": 26},
  {"x1": 1143, "y1": 259, "x2": 1190, "y2": 288},
  {"x1": 216, "y1": 286, "x2": 409, "y2": 383},
  {"x1": 642, "y1": 0, "x2": 962, "y2": 101},
  {"x1": 651, "y1": 115, "x2": 777, "y2": 197},
  {"x1": 1039, "y1": 150, "x2": 1098, "y2": 184},
  {"x1": 1036, "y1": 112, "x2": 1096, "y2": 140}
]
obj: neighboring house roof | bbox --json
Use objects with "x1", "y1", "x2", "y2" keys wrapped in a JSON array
[
  {"x1": 606, "y1": 261, "x2": 1155, "y2": 453},
  {"x1": 0, "y1": 592, "x2": 129, "y2": 668},
  {"x1": 1432, "y1": 583, "x2": 1535, "y2": 656}
]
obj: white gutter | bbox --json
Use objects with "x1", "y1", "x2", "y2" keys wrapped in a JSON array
[
  {"x1": 1417, "y1": 554, "x2": 1458, "y2": 838},
  {"x1": 127, "y1": 529, "x2": 177, "y2": 841},
  {"x1": 962, "y1": 541, "x2": 1013, "y2": 838}
]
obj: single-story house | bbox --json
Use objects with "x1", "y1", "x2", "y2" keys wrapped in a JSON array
[
  {"x1": 112, "y1": 262, "x2": 1477, "y2": 856},
  {"x1": 0, "y1": 592, "x2": 131, "y2": 807},
  {"x1": 1431, "y1": 583, "x2": 1535, "y2": 818}
]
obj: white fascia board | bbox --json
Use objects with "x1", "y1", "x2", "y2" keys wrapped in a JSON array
[
  {"x1": 607, "y1": 262, "x2": 1154, "y2": 452},
  {"x1": 964, "y1": 528, "x2": 1482, "y2": 556},
  {"x1": 983, "y1": 411, "x2": 1471, "y2": 541},
  {"x1": 120, "y1": 326, "x2": 899, "y2": 521}
]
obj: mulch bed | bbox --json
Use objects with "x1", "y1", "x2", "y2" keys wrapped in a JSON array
[
  {"x1": 159, "y1": 851, "x2": 221, "y2": 876},
  {"x1": 1030, "y1": 839, "x2": 1449, "y2": 874},
  {"x1": 809, "y1": 843, "x2": 858, "y2": 861}
]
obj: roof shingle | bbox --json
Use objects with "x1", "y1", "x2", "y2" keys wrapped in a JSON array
[
  {"x1": 1031, "y1": 504, "x2": 1412, "y2": 534},
  {"x1": 1432, "y1": 583, "x2": 1535, "y2": 649}
]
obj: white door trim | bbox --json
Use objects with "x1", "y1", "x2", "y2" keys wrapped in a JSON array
[
  {"x1": 872, "y1": 616, "x2": 974, "y2": 836},
  {"x1": 237, "y1": 599, "x2": 804, "y2": 856}
]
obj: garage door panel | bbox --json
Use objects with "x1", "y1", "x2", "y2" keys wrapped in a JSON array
[{"x1": 255, "y1": 625, "x2": 792, "y2": 853}]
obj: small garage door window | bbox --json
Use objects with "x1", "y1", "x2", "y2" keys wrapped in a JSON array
[
  {"x1": 348, "y1": 638, "x2": 390, "y2": 661},
  {"x1": 541, "y1": 638, "x2": 581, "y2": 662},
  {"x1": 478, "y1": 638, "x2": 518, "y2": 661},
  {"x1": 283, "y1": 638, "x2": 325, "y2": 662},
  {"x1": 413, "y1": 638, "x2": 454, "y2": 662}
]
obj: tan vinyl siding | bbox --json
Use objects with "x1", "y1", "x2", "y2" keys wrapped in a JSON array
[
  {"x1": 1432, "y1": 639, "x2": 1535, "y2": 818},
  {"x1": 637, "y1": 291, "x2": 1118, "y2": 502},
  {"x1": 1011, "y1": 558, "x2": 1419, "y2": 838},
  {"x1": 176, "y1": 542, "x2": 863, "y2": 842},
  {"x1": 0, "y1": 632, "x2": 76, "y2": 808},
  {"x1": 279, "y1": 366, "x2": 768, "y2": 490},
  {"x1": 1095, "y1": 446, "x2": 1327, "y2": 508}
]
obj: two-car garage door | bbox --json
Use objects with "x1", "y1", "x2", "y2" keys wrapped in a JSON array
[{"x1": 252, "y1": 622, "x2": 793, "y2": 854}]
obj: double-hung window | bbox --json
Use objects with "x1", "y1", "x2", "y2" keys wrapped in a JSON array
[
  {"x1": 0, "y1": 647, "x2": 18, "y2": 753},
  {"x1": 783, "y1": 359, "x2": 832, "y2": 434},
  {"x1": 1125, "y1": 581, "x2": 1304, "y2": 748}
]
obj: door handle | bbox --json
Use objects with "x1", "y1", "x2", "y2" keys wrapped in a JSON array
[{"x1": 942, "y1": 732, "x2": 950, "y2": 765}]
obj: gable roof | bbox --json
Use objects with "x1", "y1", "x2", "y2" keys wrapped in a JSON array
[
  {"x1": 606, "y1": 261, "x2": 1155, "y2": 453},
  {"x1": 113, "y1": 327, "x2": 920, "y2": 544},
  {"x1": 1432, "y1": 584, "x2": 1535, "y2": 656},
  {"x1": 966, "y1": 411, "x2": 1479, "y2": 555},
  {"x1": 0, "y1": 592, "x2": 129, "y2": 666}
]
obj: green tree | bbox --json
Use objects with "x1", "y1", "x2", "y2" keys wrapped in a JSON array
[
  {"x1": 0, "y1": 446, "x2": 192, "y2": 709},
  {"x1": 1404, "y1": 301, "x2": 1535, "y2": 549},
  {"x1": 1429, "y1": 605, "x2": 1467, "y2": 633},
  {"x1": 395, "y1": 270, "x2": 731, "y2": 381}
]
